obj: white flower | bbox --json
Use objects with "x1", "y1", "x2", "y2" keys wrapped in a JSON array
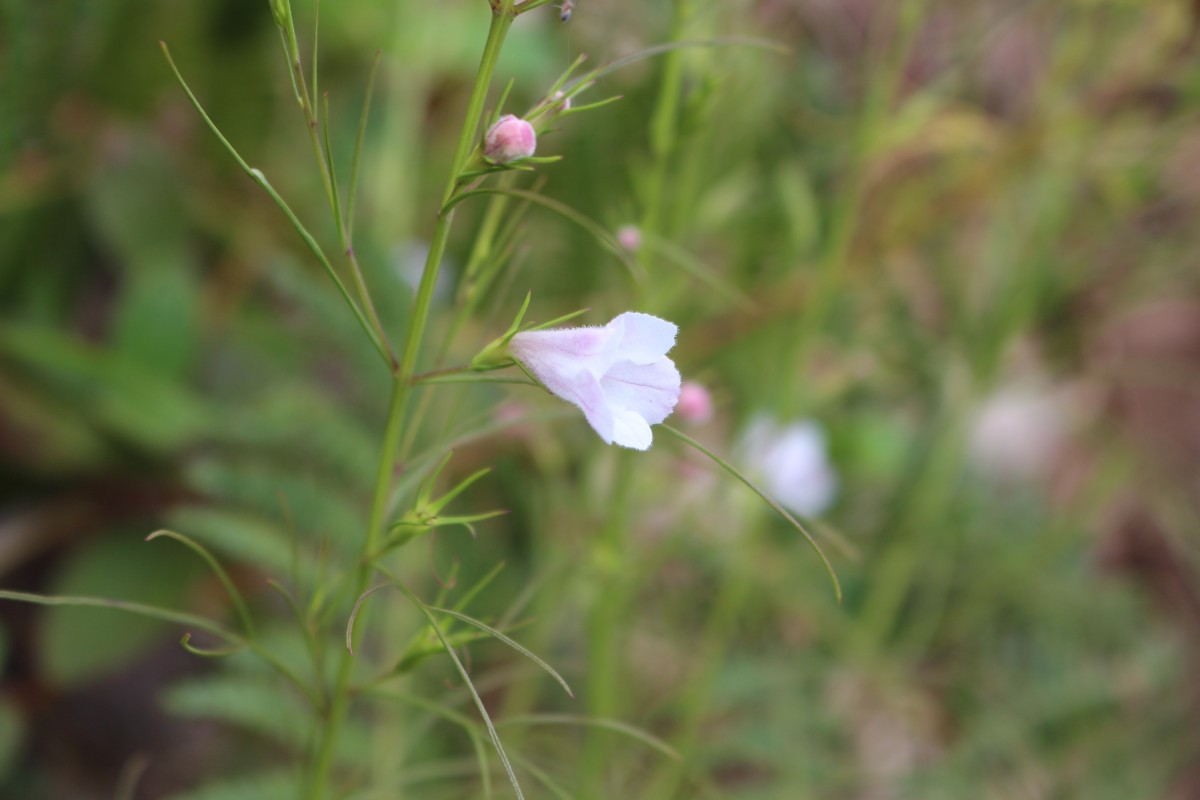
[
  {"x1": 509, "y1": 312, "x2": 682, "y2": 450},
  {"x1": 969, "y1": 386, "x2": 1066, "y2": 481},
  {"x1": 741, "y1": 416, "x2": 838, "y2": 516}
]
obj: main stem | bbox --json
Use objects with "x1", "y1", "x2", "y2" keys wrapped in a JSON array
[{"x1": 306, "y1": 7, "x2": 515, "y2": 798}]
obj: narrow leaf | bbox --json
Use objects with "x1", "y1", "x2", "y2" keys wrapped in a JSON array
[
  {"x1": 659, "y1": 424, "x2": 843, "y2": 602},
  {"x1": 147, "y1": 529, "x2": 255, "y2": 637},
  {"x1": 430, "y1": 606, "x2": 573, "y2": 697}
]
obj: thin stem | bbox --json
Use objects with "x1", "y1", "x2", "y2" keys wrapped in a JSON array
[
  {"x1": 306, "y1": 6, "x2": 517, "y2": 796},
  {"x1": 398, "y1": 7, "x2": 516, "y2": 387},
  {"x1": 308, "y1": 376, "x2": 408, "y2": 799},
  {"x1": 159, "y1": 42, "x2": 391, "y2": 367}
]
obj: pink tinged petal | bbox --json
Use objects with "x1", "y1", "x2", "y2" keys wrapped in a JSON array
[
  {"x1": 510, "y1": 325, "x2": 619, "y2": 384},
  {"x1": 508, "y1": 311, "x2": 682, "y2": 450},
  {"x1": 484, "y1": 115, "x2": 537, "y2": 163},
  {"x1": 610, "y1": 312, "x2": 677, "y2": 364},
  {"x1": 600, "y1": 358, "x2": 681, "y2": 427},
  {"x1": 562, "y1": 370, "x2": 615, "y2": 444}
]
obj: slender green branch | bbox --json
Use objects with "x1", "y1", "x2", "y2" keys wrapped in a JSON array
[
  {"x1": 279, "y1": 15, "x2": 398, "y2": 369},
  {"x1": 308, "y1": 375, "x2": 408, "y2": 798},
  {"x1": 348, "y1": 50, "x2": 382, "y2": 239},
  {"x1": 159, "y1": 42, "x2": 390, "y2": 367},
  {"x1": 0, "y1": 589, "x2": 320, "y2": 708},
  {"x1": 399, "y1": 7, "x2": 516, "y2": 389}
]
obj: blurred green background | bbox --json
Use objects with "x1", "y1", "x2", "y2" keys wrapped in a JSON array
[{"x1": 3, "y1": 0, "x2": 1200, "y2": 797}]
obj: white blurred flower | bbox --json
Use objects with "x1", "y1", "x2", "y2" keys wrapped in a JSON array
[
  {"x1": 509, "y1": 312, "x2": 681, "y2": 450},
  {"x1": 741, "y1": 416, "x2": 838, "y2": 516},
  {"x1": 969, "y1": 386, "x2": 1066, "y2": 481}
]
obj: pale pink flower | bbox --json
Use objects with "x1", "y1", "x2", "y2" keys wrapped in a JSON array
[
  {"x1": 616, "y1": 225, "x2": 642, "y2": 252},
  {"x1": 676, "y1": 381, "x2": 713, "y2": 423},
  {"x1": 484, "y1": 115, "x2": 537, "y2": 163},
  {"x1": 510, "y1": 312, "x2": 681, "y2": 450},
  {"x1": 969, "y1": 386, "x2": 1067, "y2": 481}
]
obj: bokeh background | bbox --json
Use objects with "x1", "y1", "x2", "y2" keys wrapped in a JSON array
[{"x1": 3, "y1": 0, "x2": 1200, "y2": 797}]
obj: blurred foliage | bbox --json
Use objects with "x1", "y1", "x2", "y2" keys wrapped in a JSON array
[{"x1": 2, "y1": 0, "x2": 1200, "y2": 798}]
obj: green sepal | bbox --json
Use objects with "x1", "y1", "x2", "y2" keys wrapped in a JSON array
[{"x1": 469, "y1": 291, "x2": 532, "y2": 370}]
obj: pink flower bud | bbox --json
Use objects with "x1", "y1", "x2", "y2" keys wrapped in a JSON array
[
  {"x1": 617, "y1": 225, "x2": 642, "y2": 251},
  {"x1": 484, "y1": 115, "x2": 537, "y2": 163},
  {"x1": 553, "y1": 90, "x2": 572, "y2": 110},
  {"x1": 676, "y1": 381, "x2": 713, "y2": 423}
]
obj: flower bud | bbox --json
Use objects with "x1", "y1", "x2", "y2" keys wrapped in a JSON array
[
  {"x1": 676, "y1": 381, "x2": 714, "y2": 423},
  {"x1": 484, "y1": 115, "x2": 537, "y2": 164},
  {"x1": 553, "y1": 90, "x2": 572, "y2": 111}
]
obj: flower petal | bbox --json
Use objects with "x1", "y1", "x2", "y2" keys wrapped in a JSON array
[
  {"x1": 507, "y1": 311, "x2": 682, "y2": 449},
  {"x1": 600, "y1": 358, "x2": 681, "y2": 427},
  {"x1": 610, "y1": 312, "x2": 677, "y2": 364},
  {"x1": 539, "y1": 368, "x2": 615, "y2": 444},
  {"x1": 610, "y1": 406, "x2": 653, "y2": 450},
  {"x1": 510, "y1": 324, "x2": 620, "y2": 387}
]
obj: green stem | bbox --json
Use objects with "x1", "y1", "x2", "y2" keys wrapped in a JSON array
[
  {"x1": 399, "y1": 7, "x2": 515, "y2": 384},
  {"x1": 579, "y1": 451, "x2": 636, "y2": 796},
  {"x1": 308, "y1": 376, "x2": 407, "y2": 799},
  {"x1": 306, "y1": 6, "x2": 516, "y2": 796}
]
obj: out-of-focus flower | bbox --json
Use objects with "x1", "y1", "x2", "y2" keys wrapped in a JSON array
[
  {"x1": 969, "y1": 386, "x2": 1066, "y2": 481},
  {"x1": 394, "y1": 240, "x2": 452, "y2": 300},
  {"x1": 509, "y1": 312, "x2": 681, "y2": 450},
  {"x1": 741, "y1": 416, "x2": 838, "y2": 516},
  {"x1": 676, "y1": 381, "x2": 713, "y2": 423},
  {"x1": 616, "y1": 225, "x2": 642, "y2": 252},
  {"x1": 484, "y1": 115, "x2": 536, "y2": 163}
]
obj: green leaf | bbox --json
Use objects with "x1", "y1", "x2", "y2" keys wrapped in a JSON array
[
  {"x1": 0, "y1": 321, "x2": 208, "y2": 453},
  {"x1": 164, "y1": 675, "x2": 312, "y2": 751},
  {"x1": 168, "y1": 770, "x2": 302, "y2": 800}
]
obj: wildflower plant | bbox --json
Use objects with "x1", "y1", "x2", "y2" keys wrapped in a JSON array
[{"x1": 0, "y1": 0, "x2": 841, "y2": 797}]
